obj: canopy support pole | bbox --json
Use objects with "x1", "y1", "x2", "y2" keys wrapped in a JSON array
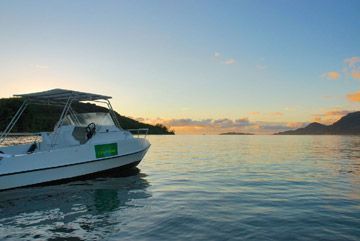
[
  {"x1": 51, "y1": 97, "x2": 73, "y2": 147},
  {"x1": 106, "y1": 100, "x2": 122, "y2": 129},
  {"x1": 0, "y1": 100, "x2": 28, "y2": 144}
]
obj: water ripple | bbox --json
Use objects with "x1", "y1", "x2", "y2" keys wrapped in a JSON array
[{"x1": 1, "y1": 136, "x2": 360, "y2": 240}]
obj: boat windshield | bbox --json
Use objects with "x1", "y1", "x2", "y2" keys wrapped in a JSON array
[{"x1": 63, "y1": 112, "x2": 115, "y2": 126}]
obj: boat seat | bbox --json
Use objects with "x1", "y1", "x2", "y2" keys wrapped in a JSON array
[
  {"x1": 72, "y1": 127, "x2": 88, "y2": 144},
  {"x1": 27, "y1": 142, "x2": 37, "y2": 154}
]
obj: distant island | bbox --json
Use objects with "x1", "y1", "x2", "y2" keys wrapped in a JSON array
[
  {"x1": 276, "y1": 111, "x2": 360, "y2": 135},
  {"x1": 220, "y1": 132, "x2": 254, "y2": 135},
  {"x1": 0, "y1": 98, "x2": 174, "y2": 135}
]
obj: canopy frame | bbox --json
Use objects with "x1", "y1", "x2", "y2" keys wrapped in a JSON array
[{"x1": 0, "y1": 89, "x2": 121, "y2": 145}]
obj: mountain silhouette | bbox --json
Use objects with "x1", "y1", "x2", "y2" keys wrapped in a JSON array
[{"x1": 276, "y1": 111, "x2": 360, "y2": 135}]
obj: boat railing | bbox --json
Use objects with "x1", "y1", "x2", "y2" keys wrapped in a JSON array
[{"x1": 126, "y1": 128, "x2": 149, "y2": 138}]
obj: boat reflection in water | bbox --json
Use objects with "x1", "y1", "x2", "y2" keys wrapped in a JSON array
[{"x1": 0, "y1": 168, "x2": 151, "y2": 241}]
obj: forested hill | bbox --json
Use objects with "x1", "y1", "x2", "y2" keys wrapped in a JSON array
[{"x1": 0, "y1": 98, "x2": 174, "y2": 135}]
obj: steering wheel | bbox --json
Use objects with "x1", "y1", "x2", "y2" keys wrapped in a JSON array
[{"x1": 86, "y1": 122, "x2": 96, "y2": 139}]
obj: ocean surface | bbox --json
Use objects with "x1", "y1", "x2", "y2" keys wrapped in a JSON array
[{"x1": 1, "y1": 135, "x2": 360, "y2": 240}]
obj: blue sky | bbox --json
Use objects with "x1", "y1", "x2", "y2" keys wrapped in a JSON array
[{"x1": 0, "y1": 0, "x2": 359, "y2": 133}]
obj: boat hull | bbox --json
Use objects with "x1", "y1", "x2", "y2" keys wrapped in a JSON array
[{"x1": 0, "y1": 147, "x2": 149, "y2": 191}]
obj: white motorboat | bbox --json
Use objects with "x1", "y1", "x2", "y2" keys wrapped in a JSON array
[{"x1": 0, "y1": 89, "x2": 150, "y2": 191}]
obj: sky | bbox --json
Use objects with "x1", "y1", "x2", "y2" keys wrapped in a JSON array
[{"x1": 0, "y1": 0, "x2": 359, "y2": 134}]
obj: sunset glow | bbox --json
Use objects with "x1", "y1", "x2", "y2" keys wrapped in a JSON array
[{"x1": 0, "y1": 0, "x2": 359, "y2": 134}]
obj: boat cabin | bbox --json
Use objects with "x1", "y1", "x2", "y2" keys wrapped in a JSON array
[{"x1": 0, "y1": 89, "x2": 132, "y2": 155}]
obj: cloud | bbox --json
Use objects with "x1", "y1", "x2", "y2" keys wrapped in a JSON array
[
  {"x1": 323, "y1": 110, "x2": 352, "y2": 116},
  {"x1": 213, "y1": 118, "x2": 232, "y2": 125},
  {"x1": 165, "y1": 118, "x2": 213, "y2": 127},
  {"x1": 253, "y1": 121, "x2": 307, "y2": 133},
  {"x1": 352, "y1": 72, "x2": 360, "y2": 79},
  {"x1": 214, "y1": 52, "x2": 221, "y2": 58},
  {"x1": 212, "y1": 118, "x2": 251, "y2": 128},
  {"x1": 345, "y1": 57, "x2": 360, "y2": 68},
  {"x1": 213, "y1": 52, "x2": 236, "y2": 65},
  {"x1": 322, "y1": 71, "x2": 340, "y2": 80},
  {"x1": 235, "y1": 118, "x2": 250, "y2": 125},
  {"x1": 224, "y1": 58, "x2": 236, "y2": 65},
  {"x1": 168, "y1": 118, "x2": 251, "y2": 128},
  {"x1": 140, "y1": 108, "x2": 354, "y2": 134},
  {"x1": 248, "y1": 111, "x2": 260, "y2": 115},
  {"x1": 312, "y1": 108, "x2": 353, "y2": 124},
  {"x1": 136, "y1": 116, "x2": 308, "y2": 134},
  {"x1": 347, "y1": 91, "x2": 360, "y2": 102},
  {"x1": 286, "y1": 122, "x2": 306, "y2": 128},
  {"x1": 258, "y1": 124, "x2": 292, "y2": 131},
  {"x1": 322, "y1": 56, "x2": 360, "y2": 81},
  {"x1": 344, "y1": 56, "x2": 360, "y2": 79}
]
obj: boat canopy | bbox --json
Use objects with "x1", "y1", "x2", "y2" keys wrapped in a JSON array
[
  {"x1": 14, "y1": 88, "x2": 112, "y2": 103},
  {"x1": 0, "y1": 89, "x2": 120, "y2": 144}
]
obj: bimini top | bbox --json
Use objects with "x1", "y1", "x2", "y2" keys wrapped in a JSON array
[{"x1": 14, "y1": 88, "x2": 112, "y2": 103}]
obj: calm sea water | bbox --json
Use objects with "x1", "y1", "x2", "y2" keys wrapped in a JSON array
[{"x1": 1, "y1": 135, "x2": 360, "y2": 240}]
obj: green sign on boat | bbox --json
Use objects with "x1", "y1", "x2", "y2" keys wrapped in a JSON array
[{"x1": 95, "y1": 143, "x2": 118, "y2": 158}]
